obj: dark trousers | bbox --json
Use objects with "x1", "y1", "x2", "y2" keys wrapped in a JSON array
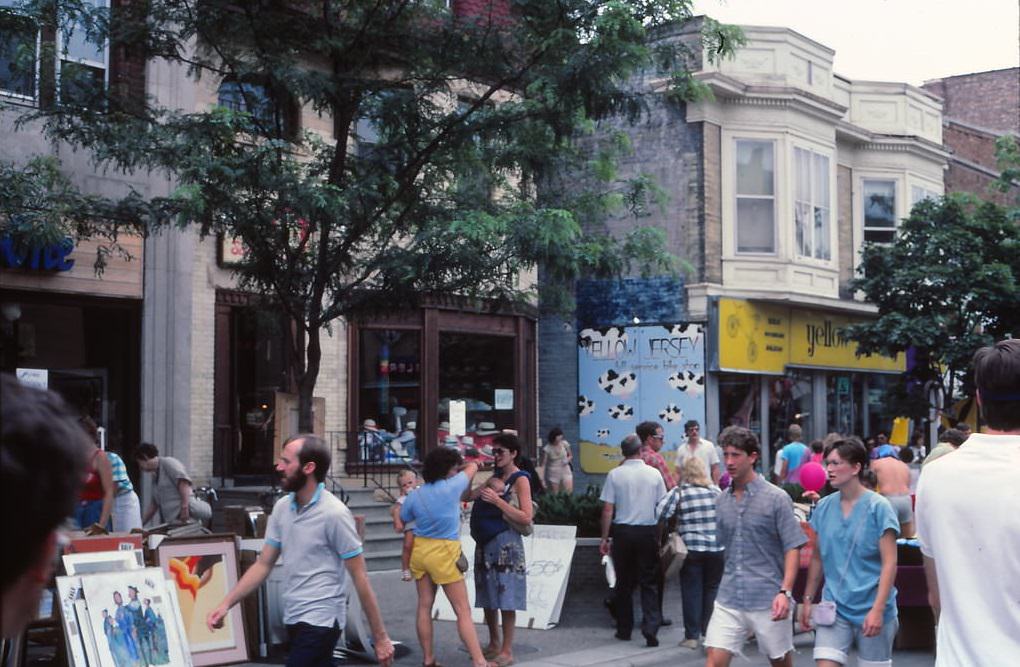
[
  {"x1": 611, "y1": 524, "x2": 661, "y2": 639},
  {"x1": 286, "y1": 621, "x2": 340, "y2": 667},
  {"x1": 679, "y1": 550, "x2": 725, "y2": 640}
]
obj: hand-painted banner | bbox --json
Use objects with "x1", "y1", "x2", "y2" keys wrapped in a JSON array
[{"x1": 577, "y1": 324, "x2": 706, "y2": 473}]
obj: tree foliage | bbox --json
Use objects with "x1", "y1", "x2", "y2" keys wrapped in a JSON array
[
  {"x1": 1, "y1": 1, "x2": 739, "y2": 428},
  {"x1": 845, "y1": 194, "x2": 1020, "y2": 421}
]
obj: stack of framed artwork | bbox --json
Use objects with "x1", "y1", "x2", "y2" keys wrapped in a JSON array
[{"x1": 55, "y1": 534, "x2": 248, "y2": 667}]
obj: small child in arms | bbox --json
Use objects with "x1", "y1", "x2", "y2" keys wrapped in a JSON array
[{"x1": 391, "y1": 469, "x2": 421, "y2": 581}]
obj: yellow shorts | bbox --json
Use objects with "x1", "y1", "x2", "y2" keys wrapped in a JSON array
[{"x1": 409, "y1": 536, "x2": 463, "y2": 585}]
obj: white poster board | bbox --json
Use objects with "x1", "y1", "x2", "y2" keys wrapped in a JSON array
[
  {"x1": 449, "y1": 400, "x2": 467, "y2": 436},
  {"x1": 16, "y1": 367, "x2": 48, "y2": 389},
  {"x1": 433, "y1": 524, "x2": 577, "y2": 629}
]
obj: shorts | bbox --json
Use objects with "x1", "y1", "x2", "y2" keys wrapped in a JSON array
[
  {"x1": 704, "y1": 602, "x2": 793, "y2": 660},
  {"x1": 886, "y1": 494, "x2": 913, "y2": 526},
  {"x1": 813, "y1": 613, "x2": 898, "y2": 666},
  {"x1": 409, "y1": 536, "x2": 464, "y2": 585},
  {"x1": 546, "y1": 463, "x2": 572, "y2": 486}
]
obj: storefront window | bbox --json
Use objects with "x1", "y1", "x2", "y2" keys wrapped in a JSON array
[
  {"x1": 438, "y1": 333, "x2": 514, "y2": 458},
  {"x1": 864, "y1": 373, "x2": 896, "y2": 439},
  {"x1": 718, "y1": 373, "x2": 761, "y2": 440},
  {"x1": 826, "y1": 373, "x2": 854, "y2": 437},
  {"x1": 767, "y1": 372, "x2": 813, "y2": 457},
  {"x1": 357, "y1": 329, "x2": 420, "y2": 462}
]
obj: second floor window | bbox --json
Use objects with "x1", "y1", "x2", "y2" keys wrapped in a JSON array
[
  {"x1": 863, "y1": 179, "x2": 896, "y2": 244},
  {"x1": 58, "y1": 0, "x2": 108, "y2": 106},
  {"x1": 735, "y1": 139, "x2": 776, "y2": 254},
  {"x1": 794, "y1": 147, "x2": 831, "y2": 260},
  {"x1": 0, "y1": 4, "x2": 37, "y2": 99}
]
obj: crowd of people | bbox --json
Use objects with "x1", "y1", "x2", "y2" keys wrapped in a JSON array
[{"x1": 3, "y1": 338, "x2": 1019, "y2": 667}]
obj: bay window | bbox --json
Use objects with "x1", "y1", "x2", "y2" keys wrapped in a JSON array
[
  {"x1": 863, "y1": 179, "x2": 897, "y2": 244},
  {"x1": 794, "y1": 147, "x2": 831, "y2": 260},
  {"x1": 735, "y1": 139, "x2": 776, "y2": 253}
]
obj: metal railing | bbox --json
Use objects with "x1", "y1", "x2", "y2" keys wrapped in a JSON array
[{"x1": 329, "y1": 430, "x2": 421, "y2": 502}]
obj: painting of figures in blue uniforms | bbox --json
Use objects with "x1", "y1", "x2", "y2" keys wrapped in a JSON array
[{"x1": 577, "y1": 323, "x2": 706, "y2": 473}]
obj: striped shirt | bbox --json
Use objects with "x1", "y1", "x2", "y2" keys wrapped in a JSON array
[{"x1": 107, "y1": 452, "x2": 134, "y2": 495}]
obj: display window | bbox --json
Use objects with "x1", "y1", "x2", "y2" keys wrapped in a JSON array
[{"x1": 357, "y1": 328, "x2": 421, "y2": 463}]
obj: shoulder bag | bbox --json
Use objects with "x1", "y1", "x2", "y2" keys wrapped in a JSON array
[
  {"x1": 659, "y1": 486, "x2": 688, "y2": 579},
  {"x1": 811, "y1": 495, "x2": 872, "y2": 626}
]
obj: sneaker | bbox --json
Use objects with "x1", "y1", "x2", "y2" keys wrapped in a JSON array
[{"x1": 679, "y1": 638, "x2": 700, "y2": 650}]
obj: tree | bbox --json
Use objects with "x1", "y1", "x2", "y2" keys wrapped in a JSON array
[
  {"x1": 844, "y1": 193, "x2": 1020, "y2": 424},
  {"x1": 1, "y1": 1, "x2": 739, "y2": 429}
]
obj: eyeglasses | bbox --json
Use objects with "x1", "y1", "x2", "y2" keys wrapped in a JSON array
[
  {"x1": 652, "y1": 435, "x2": 665, "y2": 440},
  {"x1": 491, "y1": 448, "x2": 506, "y2": 456}
]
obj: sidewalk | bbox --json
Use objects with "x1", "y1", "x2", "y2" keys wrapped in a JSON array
[{"x1": 244, "y1": 570, "x2": 935, "y2": 667}]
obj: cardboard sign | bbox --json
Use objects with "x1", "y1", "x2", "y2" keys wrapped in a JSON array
[{"x1": 433, "y1": 524, "x2": 577, "y2": 629}]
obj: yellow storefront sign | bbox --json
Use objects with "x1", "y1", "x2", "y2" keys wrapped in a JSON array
[
  {"x1": 718, "y1": 299, "x2": 789, "y2": 374},
  {"x1": 718, "y1": 298, "x2": 904, "y2": 373}
]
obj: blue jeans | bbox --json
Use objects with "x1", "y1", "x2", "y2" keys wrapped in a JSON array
[
  {"x1": 679, "y1": 550, "x2": 725, "y2": 640},
  {"x1": 285, "y1": 621, "x2": 340, "y2": 667}
]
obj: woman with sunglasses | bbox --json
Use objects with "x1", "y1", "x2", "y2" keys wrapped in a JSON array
[
  {"x1": 799, "y1": 438, "x2": 900, "y2": 667},
  {"x1": 469, "y1": 432, "x2": 533, "y2": 667}
]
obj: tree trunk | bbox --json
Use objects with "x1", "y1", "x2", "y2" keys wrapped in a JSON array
[{"x1": 298, "y1": 324, "x2": 322, "y2": 432}]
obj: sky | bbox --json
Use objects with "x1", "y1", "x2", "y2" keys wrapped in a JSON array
[{"x1": 691, "y1": 0, "x2": 1019, "y2": 86}]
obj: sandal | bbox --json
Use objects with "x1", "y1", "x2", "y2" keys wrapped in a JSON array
[
  {"x1": 492, "y1": 656, "x2": 514, "y2": 667},
  {"x1": 483, "y1": 647, "x2": 500, "y2": 660}
]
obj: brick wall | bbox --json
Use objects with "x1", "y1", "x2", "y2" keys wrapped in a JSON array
[
  {"x1": 922, "y1": 68, "x2": 1019, "y2": 134},
  {"x1": 941, "y1": 121, "x2": 1017, "y2": 205},
  {"x1": 452, "y1": 0, "x2": 512, "y2": 25}
]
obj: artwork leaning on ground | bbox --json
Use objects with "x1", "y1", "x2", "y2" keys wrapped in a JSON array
[
  {"x1": 157, "y1": 536, "x2": 249, "y2": 666},
  {"x1": 578, "y1": 323, "x2": 706, "y2": 473}
]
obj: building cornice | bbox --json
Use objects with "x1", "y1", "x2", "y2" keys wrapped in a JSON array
[{"x1": 686, "y1": 282, "x2": 878, "y2": 321}]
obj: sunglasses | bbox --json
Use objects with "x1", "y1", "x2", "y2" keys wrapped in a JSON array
[
  {"x1": 491, "y1": 448, "x2": 512, "y2": 456},
  {"x1": 652, "y1": 435, "x2": 664, "y2": 440}
]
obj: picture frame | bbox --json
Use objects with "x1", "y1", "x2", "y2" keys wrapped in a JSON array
[
  {"x1": 157, "y1": 535, "x2": 249, "y2": 666},
  {"x1": 79, "y1": 567, "x2": 191, "y2": 667},
  {"x1": 63, "y1": 549, "x2": 144, "y2": 576},
  {"x1": 55, "y1": 576, "x2": 89, "y2": 667}
]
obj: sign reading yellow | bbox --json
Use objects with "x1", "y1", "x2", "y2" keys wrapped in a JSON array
[{"x1": 717, "y1": 298, "x2": 904, "y2": 373}]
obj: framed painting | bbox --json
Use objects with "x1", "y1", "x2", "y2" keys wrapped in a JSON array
[
  {"x1": 79, "y1": 567, "x2": 191, "y2": 667},
  {"x1": 157, "y1": 535, "x2": 248, "y2": 666},
  {"x1": 55, "y1": 576, "x2": 89, "y2": 667},
  {"x1": 64, "y1": 549, "x2": 144, "y2": 575}
]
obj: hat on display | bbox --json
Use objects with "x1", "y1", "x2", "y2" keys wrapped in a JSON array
[
  {"x1": 476, "y1": 421, "x2": 499, "y2": 435},
  {"x1": 362, "y1": 418, "x2": 378, "y2": 430},
  {"x1": 460, "y1": 436, "x2": 474, "y2": 446},
  {"x1": 444, "y1": 435, "x2": 459, "y2": 447},
  {"x1": 438, "y1": 421, "x2": 450, "y2": 431},
  {"x1": 406, "y1": 421, "x2": 416, "y2": 430}
]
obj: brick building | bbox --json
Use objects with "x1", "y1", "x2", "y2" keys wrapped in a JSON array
[
  {"x1": 921, "y1": 68, "x2": 1020, "y2": 205},
  {"x1": 542, "y1": 18, "x2": 948, "y2": 486}
]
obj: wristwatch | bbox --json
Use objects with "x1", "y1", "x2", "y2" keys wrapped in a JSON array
[{"x1": 779, "y1": 589, "x2": 793, "y2": 601}]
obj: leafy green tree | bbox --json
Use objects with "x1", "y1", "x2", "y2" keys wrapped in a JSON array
[
  {"x1": 1, "y1": 1, "x2": 739, "y2": 429},
  {"x1": 845, "y1": 194, "x2": 1020, "y2": 423}
]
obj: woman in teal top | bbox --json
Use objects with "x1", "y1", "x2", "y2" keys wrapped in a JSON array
[{"x1": 800, "y1": 437, "x2": 900, "y2": 667}]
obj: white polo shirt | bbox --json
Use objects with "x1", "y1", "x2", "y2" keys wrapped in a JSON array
[
  {"x1": 265, "y1": 483, "x2": 363, "y2": 628},
  {"x1": 600, "y1": 459, "x2": 666, "y2": 526},
  {"x1": 916, "y1": 433, "x2": 1020, "y2": 666},
  {"x1": 677, "y1": 438, "x2": 719, "y2": 477}
]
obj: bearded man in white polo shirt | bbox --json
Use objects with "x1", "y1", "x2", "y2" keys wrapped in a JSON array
[
  {"x1": 208, "y1": 434, "x2": 394, "y2": 667},
  {"x1": 600, "y1": 434, "x2": 668, "y2": 647}
]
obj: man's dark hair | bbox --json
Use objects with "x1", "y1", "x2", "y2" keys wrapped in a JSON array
[
  {"x1": 285, "y1": 433, "x2": 331, "y2": 483},
  {"x1": 719, "y1": 425, "x2": 760, "y2": 457},
  {"x1": 135, "y1": 442, "x2": 159, "y2": 460},
  {"x1": 899, "y1": 447, "x2": 915, "y2": 464},
  {"x1": 422, "y1": 447, "x2": 463, "y2": 484},
  {"x1": 683, "y1": 419, "x2": 700, "y2": 431},
  {"x1": 635, "y1": 421, "x2": 661, "y2": 443},
  {"x1": 938, "y1": 428, "x2": 966, "y2": 447},
  {"x1": 1, "y1": 374, "x2": 91, "y2": 592},
  {"x1": 973, "y1": 338, "x2": 1020, "y2": 431}
]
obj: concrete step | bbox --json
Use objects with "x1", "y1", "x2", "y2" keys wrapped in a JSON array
[
  {"x1": 363, "y1": 549, "x2": 404, "y2": 572},
  {"x1": 363, "y1": 534, "x2": 404, "y2": 556}
]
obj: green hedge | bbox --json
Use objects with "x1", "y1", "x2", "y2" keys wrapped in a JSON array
[{"x1": 534, "y1": 486, "x2": 603, "y2": 537}]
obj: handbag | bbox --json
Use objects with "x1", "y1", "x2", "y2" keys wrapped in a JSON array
[
  {"x1": 810, "y1": 495, "x2": 873, "y2": 627},
  {"x1": 660, "y1": 532, "x2": 688, "y2": 579},
  {"x1": 456, "y1": 549, "x2": 469, "y2": 573}
]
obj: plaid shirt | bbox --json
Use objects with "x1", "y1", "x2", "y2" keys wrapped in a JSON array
[
  {"x1": 656, "y1": 483, "x2": 723, "y2": 552},
  {"x1": 106, "y1": 451, "x2": 134, "y2": 494},
  {"x1": 640, "y1": 445, "x2": 677, "y2": 489}
]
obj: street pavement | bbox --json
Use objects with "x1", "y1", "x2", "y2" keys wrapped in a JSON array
[{"x1": 244, "y1": 569, "x2": 936, "y2": 667}]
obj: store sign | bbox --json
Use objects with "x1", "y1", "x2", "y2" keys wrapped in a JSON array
[
  {"x1": 718, "y1": 299, "x2": 788, "y2": 374},
  {"x1": 0, "y1": 237, "x2": 75, "y2": 272},
  {"x1": 717, "y1": 298, "x2": 904, "y2": 373},
  {"x1": 577, "y1": 323, "x2": 706, "y2": 473}
]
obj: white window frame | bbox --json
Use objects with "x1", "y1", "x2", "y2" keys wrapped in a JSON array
[
  {"x1": 793, "y1": 146, "x2": 833, "y2": 262},
  {"x1": 910, "y1": 183, "x2": 941, "y2": 206},
  {"x1": 734, "y1": 137, "x2": 778, "y2": 255},
  {"x1": 862, "y1": 178, "x2": 898, "y2": 246},
  {"x1": 55, "y1": 0, "x2": 109, "y2": 105},
  {"x1": 0, "y1": 1, "x2": 41, "y2": 102}
]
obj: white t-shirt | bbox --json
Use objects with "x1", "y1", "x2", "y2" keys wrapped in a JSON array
[
  {"x1": 677, "y1": 438, "x2": 720, "y2": 477},
  {"x1": 600, "y1": 459, "x2": 666, "y2": 526},
  {"x1": 915, "y1": 432, "x2": 1020, "y2": 666}
]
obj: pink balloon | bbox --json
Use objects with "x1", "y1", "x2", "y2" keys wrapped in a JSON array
[{"x1": 799, "y1": 462, "x2": 827, "y2": 492}]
